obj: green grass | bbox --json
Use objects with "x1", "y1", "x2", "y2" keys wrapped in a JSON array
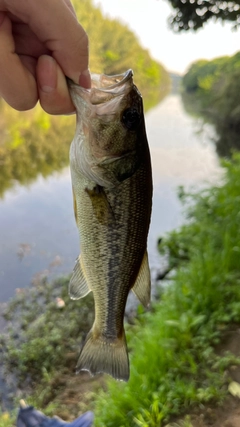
[
  {"x1": 93, "y1": 154, "x2": 240, "y2": 426},
  {"x1": 0, "y1": 411, "x2": 15, "y2": 427}
]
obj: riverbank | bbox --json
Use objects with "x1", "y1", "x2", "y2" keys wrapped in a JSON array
[{"x1": 1, "y1": 155, "x2": 240, "y2": 426}]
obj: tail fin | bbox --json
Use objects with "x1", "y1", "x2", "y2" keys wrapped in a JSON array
[{"x1": 76, "y1": 330, "x2": 129, "y2": 382}]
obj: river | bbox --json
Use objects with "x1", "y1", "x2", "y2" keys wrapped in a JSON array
[{"x1": 0, "y1": 94, "x2": 222, "y2": 303}]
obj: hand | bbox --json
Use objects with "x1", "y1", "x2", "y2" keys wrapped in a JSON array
[{"x1": 0, "y1": 0, "x2": 90, "y2": 114}]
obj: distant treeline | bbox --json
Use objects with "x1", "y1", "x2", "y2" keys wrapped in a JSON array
[
  {"x1": 0, "y1": 0, "x2": 170, "y2": 198},
  {"x1": 182, "y1": 52, "x2": 240, "y2": 157},
  {"x1": 73, "y1": 0, "x2": 170, "y2": 107}
]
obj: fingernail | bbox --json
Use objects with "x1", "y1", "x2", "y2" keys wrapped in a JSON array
[
  {"x1": 79, "y1": 69, "x2": 91, "y2": 89},
  {"x1": 39, "y1": 56, "x2": 57, "y2": 93},
  {"x1": 0, "y1": 12, "x2": 6, "y2": 27},
  {"x1": 41, "y1": 85, "x2": 54, "y2": 93}
]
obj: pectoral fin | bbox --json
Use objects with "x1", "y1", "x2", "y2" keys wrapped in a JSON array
[
  {"x1": 69, "y1": 256, "x2": 91, "y2": 300},
  {"x1": 132, "y1": 251, "x2": 151, "y2": 308},
  {"x1": 99, "y1": 151, "x2": 140, "y2": 183},
  {"x1": 85, "y1": 185, "x2": 114, "y2": 224}
]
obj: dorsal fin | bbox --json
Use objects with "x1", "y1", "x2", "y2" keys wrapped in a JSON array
[
  {"x1": 131, "y1": 251, "x2": 151, "y2": 308},
  {"x1": 69, "y1": 256, "x2": 91, "y2": 300}
]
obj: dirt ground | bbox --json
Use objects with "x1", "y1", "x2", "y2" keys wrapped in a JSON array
[
  {"x1": 189, "y1": 398, "x2": 240, "y2": 427},
  {"x1": 38, "y1": 352, "x2": 105, "y2": 421},
  {"x1": 173, "y1": 326, "x2": 240, "y2": 427},
  {"x1": 15, "y1": 326, "x2": 240, "y2": 426}
]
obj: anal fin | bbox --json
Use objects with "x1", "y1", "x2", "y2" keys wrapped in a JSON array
[
  {"x1": 131, "y1": 251, "x2": 151, "y2": 308},
  {"x1": 69, "y1": 256, "x2": 91, "y2": 300}
]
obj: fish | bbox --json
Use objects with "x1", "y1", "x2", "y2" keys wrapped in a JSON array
[{"x1": 68, "y1": 69, "x2": 152, "y2": 382}]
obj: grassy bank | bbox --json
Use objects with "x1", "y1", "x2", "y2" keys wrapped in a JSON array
[
  {"x1": 94, "y1": 154, "x2": 240, "y2": 426},
  {"x1": 2, "y1": 155, "x2": 240, "y2": 426}
]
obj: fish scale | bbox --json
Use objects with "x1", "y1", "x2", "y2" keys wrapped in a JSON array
[{"x1": 68, "y1": 69, "x2": 152, "y2": 381}]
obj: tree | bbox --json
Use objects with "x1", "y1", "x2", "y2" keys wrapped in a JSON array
[{"x1": 166, "y1": 0, "x2": 240, "y2": 31}]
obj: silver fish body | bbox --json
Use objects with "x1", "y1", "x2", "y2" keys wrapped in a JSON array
[{"x1": 68, "y1": 70, "x2": 152, "y2": 381}]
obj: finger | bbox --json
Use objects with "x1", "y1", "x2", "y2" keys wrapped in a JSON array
[
  {"x1": 37, "y1": 55, "x2": 75, "y2": 115},
  {"x1": 64, "y1": 0, "x2": 78, "y2": 17},
  {"x1": 13, "y1": 22, "x2": 50, "y2": 58},
  {"x1": 0, "y1": 13, "x2": 38, "y2": 110},
  {"x1": 0, "y1": 0, "x2": 91, "y2": 87}
]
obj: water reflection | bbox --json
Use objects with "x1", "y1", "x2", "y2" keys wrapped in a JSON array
[
  {"x1": 0, "y1": 94, "x2": 222, "y2": 302},
  {"x1": 0, "y1": 170, "x2": 78, "y2": 301},
  {"x1": 146, "y1": 94, "x2": 222, "y2": 273},
  {"x1": 0, "y1": 105, "x2": 75, "y2": 198},
  {"x1": 181, "y1": 91, "x2": 240, "y2": 158}
]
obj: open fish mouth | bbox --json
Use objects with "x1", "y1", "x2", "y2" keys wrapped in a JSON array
[{"x1": 68, "y1": 69, "x2": 135, "y2": 105}]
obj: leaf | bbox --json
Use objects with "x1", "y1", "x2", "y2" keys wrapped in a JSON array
[{"x1": 228, "y1": 381, "x2": 240, "y2": 398}]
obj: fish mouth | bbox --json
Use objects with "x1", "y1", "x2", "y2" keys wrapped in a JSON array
[
  {"x1": 91, "y1": 69, "x2": 133, "y2": 90},
  {"x1": 68, "y1": 69, "x2": 134, "y2": 106}
]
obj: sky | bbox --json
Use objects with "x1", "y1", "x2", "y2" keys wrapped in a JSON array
[{"x1": 93, "y1": 0, "x2": 239, "y2": 75}]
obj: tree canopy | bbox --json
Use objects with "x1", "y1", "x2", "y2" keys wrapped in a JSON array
[
  {"x1": 166, "y1": 0, "x2": 240, "y2": 31},
  {"x1": 72, "y1": 0, "x2": 170, "y2": 93}
]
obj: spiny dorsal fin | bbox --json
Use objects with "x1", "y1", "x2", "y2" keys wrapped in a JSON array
[
  {"x1": 131, "y1": 251, "x2": 151, "y2": 308},
  {"x1": 69, "y1": 256, "x2": 91, "y2": 300}
]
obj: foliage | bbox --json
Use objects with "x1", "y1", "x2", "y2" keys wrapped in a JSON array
[
  {"x1": 181, "y1": 52, "x2": 240, "y2": 157},
  {"x1": 72, "y1": 0, "x2": 170, "y2": 99},
  {"x1": 1, "y1": 277, "x2": 94, "y2": 384},
  {"x1": 166, "y1": 0, "x2": 240, "y2": 31},
  {"x1": 0, "y1": 411, "x2": 15, "y2": 427},
  {"x1": 182, "y1": 52, "x2": 240, "y2": 96},
  {"x1": 0, "y1": 104, "x2": 75, "y2": 197},
  {"x1": 94, "y1": 154, "x2": 240, "y2": 426}
]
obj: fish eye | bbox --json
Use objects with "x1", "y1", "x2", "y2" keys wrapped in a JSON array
[{"x1": 121, "y1": 108, "x2": 141, "y2": 131}]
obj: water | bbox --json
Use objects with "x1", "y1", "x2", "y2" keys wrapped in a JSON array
[{"x1": 0, "y1": 94, "x2": 222, "y2": 303}]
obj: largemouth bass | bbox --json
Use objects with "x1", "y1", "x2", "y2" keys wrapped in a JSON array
[{"x1": 68, "y1": 69, "x2": 152, "y2": 381}]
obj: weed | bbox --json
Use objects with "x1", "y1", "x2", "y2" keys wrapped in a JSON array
[{"x1": 0, "y1": 411, "x2": 15, "y2": 427}]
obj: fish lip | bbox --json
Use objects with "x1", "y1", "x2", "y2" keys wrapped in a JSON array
[
  {"x1": 68, "y1": 69, "x2": 134, "y2": 105},
  {"x1": 68, "y1": 69, "x2": 133, "y2": 90},
  {"x1": 91, "y1": 69, "x2": 133, "y2": 90}
]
